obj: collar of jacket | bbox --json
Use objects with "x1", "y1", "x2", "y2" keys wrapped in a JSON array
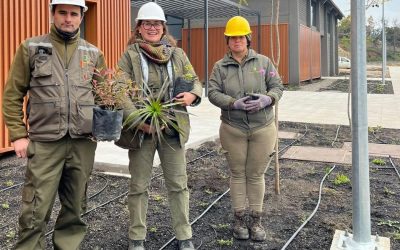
[
  {"x1": 50, "y1": 24, "x2": 80, "y2": 45},
  {"x1": 221, "y1": 49, "x2": 257, "y2": 66}
]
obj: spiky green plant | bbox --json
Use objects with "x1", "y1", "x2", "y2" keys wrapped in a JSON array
[
  {"x1": 123, "y1": 77, "x2": 191, "y2": 145},
  {"x1": 333, "y1": 173, "x2": 351, "y2": 186}
]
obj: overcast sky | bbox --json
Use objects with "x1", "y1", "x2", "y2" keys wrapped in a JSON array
[{"x1": 332, "y1": 0, "x2": 399, "y2": 26}]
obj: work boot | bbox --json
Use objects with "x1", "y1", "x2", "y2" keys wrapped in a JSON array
[
  {"x1": 128, "y1": 240, "x2": 145, "y2": 250},
  {"x1": 250, "y1": 210, "x2": 266, "y2": 241},
  {"x1": 178, "y1": 239, "x2": 195, "y2": 250},
  {"x1": 233, "y1": 209, "x2": 249, "y2": 240}
]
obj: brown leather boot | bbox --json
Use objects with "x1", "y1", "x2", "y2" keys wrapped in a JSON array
[
  {"x1": 233, "y1": 209, "x2": 249, "y2": 240},
  {"x1": 250, "y1": 210, "x2": 266, "y2": 241}
]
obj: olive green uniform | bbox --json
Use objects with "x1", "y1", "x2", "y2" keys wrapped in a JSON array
[
  {"x1": 208, "y1": 49, "x2": 284, "y2": 212},
  {"x1": 117, "y1": 43, "x2": 202, "y2": 241},
  {"x1": 2, "y1": 25, "x2": 106, "y2": 249}
]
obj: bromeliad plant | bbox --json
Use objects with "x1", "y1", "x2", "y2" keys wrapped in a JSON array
[{"x1": 123, "y1": 76, "x2": 190, "y2": 145}]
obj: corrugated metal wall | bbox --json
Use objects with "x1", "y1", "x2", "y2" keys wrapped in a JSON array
[
  {"x1": 299, "y1": 0, "x2": 308, "y2": 26},
  {"x1": 181, "y1": 24, "x2": 289, "y2": 84},
  {"x1": 299, "y1": 25, "x2": 321, "y2": 81},
  {"x1": 0, "y1": 0, "x2": 131, "y2": 153}
]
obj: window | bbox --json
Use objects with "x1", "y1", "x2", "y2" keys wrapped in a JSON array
[{"x1": 311, "y1": 1, "x2": 318, "y2": 28}]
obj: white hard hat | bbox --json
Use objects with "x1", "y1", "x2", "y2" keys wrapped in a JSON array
[
  {"x1": 50, "y1": 0, "x2": 88, "y2": 12},
  {"x1": 136, "y1": 2, "x2": 166, "y2": 23}
]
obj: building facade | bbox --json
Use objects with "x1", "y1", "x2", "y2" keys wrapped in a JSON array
[{"x1": 0, "y1": 0, "x2": 131, "y2": 153}]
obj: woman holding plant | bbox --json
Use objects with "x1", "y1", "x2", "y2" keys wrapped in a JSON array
[
  {"x1": 208, "y1": 16, "x2": 284, "y2": 242},
  {"x1": 115, "y1": 2, "x2": 202, "y2": 250}
]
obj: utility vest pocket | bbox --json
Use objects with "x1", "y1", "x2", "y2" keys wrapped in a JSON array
[
  {"x1": 27, "y1": 98, "x2": 61, "y2": 135},
  {"x1": 71, "y1": 101, "x2": 95, "y2": 135},
  {"x1": 32, "y1": 51, "x2": 52, "y2": 78}
]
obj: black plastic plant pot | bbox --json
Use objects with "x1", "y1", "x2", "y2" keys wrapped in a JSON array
[{"x1": 92, "y1": 106, "x2": 123, "y2": 141}]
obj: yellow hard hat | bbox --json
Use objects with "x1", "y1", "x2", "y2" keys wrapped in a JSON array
[{"x1": 224, "y1": 16, "x2": 252, "y2": 36}]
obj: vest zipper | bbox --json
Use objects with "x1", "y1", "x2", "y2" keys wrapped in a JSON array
[{"x1": 64, "y1": 42, "x2": 71, "y2": 131}]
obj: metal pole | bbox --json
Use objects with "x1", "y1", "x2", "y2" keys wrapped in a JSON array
[
  {"x1": 382, "y1": 1, "x2": 386, "y2": 85},
  {"x1": 204, "y1": 0, "x2": 209, "y2": 97},
  {"x1": 346, "y1": 0, "x2": 374, "y2": 248},
  {"x1": 257, "y1": 13, "x2": 261, "y2": 53},
  {"x1": 188, "y1": 19, "x2": 191, "y2": 60}
]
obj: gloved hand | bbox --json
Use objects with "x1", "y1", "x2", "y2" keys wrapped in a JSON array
[
  {"x1": 246, "y1": 94, "x2": 272, "y2": 113},
  {"x1": 232, "y1": 96, "x2": 251, "y2": 110}
]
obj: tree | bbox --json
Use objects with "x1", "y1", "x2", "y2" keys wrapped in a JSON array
[
  {"x1": 338, "y1": 15, "x2": 351, "y2": 52},
  {"x1": 386, "y1": 19, "x2": 400, "y2": 53}
]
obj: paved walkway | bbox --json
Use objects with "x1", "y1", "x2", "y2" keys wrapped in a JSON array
[{"x1": 94, "y1": 66, "x2": 400, "y2": 171}]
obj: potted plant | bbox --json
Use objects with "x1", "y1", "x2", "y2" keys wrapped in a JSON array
[{"x1": 91, "y1": 68, "x2": 133, "y2": 141}]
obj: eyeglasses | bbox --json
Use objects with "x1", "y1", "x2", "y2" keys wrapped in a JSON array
[{"x1": 141, "y1": 21, "x2": 163, "y2": 30}]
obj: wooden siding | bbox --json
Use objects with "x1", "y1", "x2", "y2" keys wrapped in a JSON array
[
  {"x1": 0, "y1": 0, "x2": 131, "y2": 153},
  {"x1": 299, "y1": 25, "x2": 321, "y2": 81},
  {"x1": 181, "y1": 24, "x2": 289, "y2": 84}
]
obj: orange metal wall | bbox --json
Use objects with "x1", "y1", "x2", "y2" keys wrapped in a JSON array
[
  {"x1": 181, "y1": 24, "x2": 289, "y2": 84},
  {"x1": 0, "y1": 0, "x2": 131, "y2": 153},
  {"x1": 299, "y1": 25, "x2": 321, "y2": 81}
]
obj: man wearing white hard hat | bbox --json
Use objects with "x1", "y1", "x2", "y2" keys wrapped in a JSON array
[{"x1": 2, "y1": 0, "x2": 106, "y2": 249}]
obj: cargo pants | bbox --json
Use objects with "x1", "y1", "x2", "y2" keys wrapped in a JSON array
[
  {"x1": 127, "y1": 134, "x2": 192, "y2": 241},
  {"x1": 219, "y1": 122, "x2": 277, "y2": 213},
  {"x1": 15, "y1": 135, "x2": 97, "y2": 250}
]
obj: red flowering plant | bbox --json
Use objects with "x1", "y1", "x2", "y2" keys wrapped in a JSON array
[
  {"x1": 90, "y1": 67, "x2": 135, "y2": 141},
  {"x1": 92, "y1": 68, "x2": 134, "y2": 111}
]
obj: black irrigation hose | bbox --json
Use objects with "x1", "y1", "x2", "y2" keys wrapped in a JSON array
[
  {"x1": 44, "y1": 173, "x2": 164, "y2": 237},
  {"x1": 187, "y1": 151, "x2": 215, "y2": 165},
  {"x1": 371, "y1": 131, "x2": 387, "y2": 144},
  {"x1": 388, "y1": 156, "x2": 400, "y2": 182},
  {"x1": 280, "y1": 165, "x2": 337, "y2": 250},
  {"x1": 274, "y1": 124, "x2": 309, "y2": 157},
  {"x1": 331, "y1": 125, "x2": 341, "y2": 147},
  {"x1": 0, "y1": 182, "x2": 23, "y2": 193},
  {"x1": 158, "y1": 124, "x2": 310, "y2": 249},
  {"x1": 87, "y1": 174, "x2": 109, "y2": 200},
  {"x1": 159, "y1": 189, "x2": 230, "y2": 250}
]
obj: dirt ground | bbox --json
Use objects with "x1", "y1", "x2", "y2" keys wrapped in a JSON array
[
  {"x1": 1, "y1": 70, "x2": 399, "y2": 249},
  {"x1": 295, "y1": 66, "x2": 394, "y2": 94},
  {"x1": 1, "y1": 121, "x2": 400, "y2": 250}
]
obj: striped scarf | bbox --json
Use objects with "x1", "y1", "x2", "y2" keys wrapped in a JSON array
[{"x1": 137, "y1": 36, "x2": 173, "y2": 64}]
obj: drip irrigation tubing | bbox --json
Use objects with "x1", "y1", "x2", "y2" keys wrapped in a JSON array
[
  {"x1": 388, "y1": 156, "x2": 400, "y2": 182},
  {"x1": 87, "y1": 173, "x2": 109, "y2": 200},
  {"x1": 44, "y1": 172, "x2": 163, "y2": 237},
  {"x1": 158, "y1": 124, "x2": 310, "y2": 249},
  {"x1": 159, "y1": 189, "x2": 230, "y2": 250},
  {"x1": 280, "y1": 165, "x2": 337, "y2": 250},
  {"x1": 187, "y1": 151, "x2": 215, "y2": 165},
  {"x1": 331, "y1": 125, "x2": 341, "y2": 147},
  {"x1": 371, "y1": 131, "x2": 387, "y2": 144},
  {"x1": 274, "y1": 124, "x2": 309, "y2": 157},
  {"x1": 0, "y1": 182, "x2": 23, "y2": 193}
]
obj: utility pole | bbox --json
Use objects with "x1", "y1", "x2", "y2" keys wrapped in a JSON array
[
  {"x1": 382, "y1": 0, "x2": 386, "y2": 84},
  {"x1": 345, "y1": 0, "x2": 375, "y2": 248}
]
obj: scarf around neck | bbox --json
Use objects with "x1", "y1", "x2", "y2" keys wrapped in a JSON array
[{"x1": 137, "y1": 35, "x2": 173, "y2": 64}]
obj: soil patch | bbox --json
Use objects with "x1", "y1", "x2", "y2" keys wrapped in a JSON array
[
  {"x1": 1, "y1": 122, "x2": 400, "y2": 250},
  {"x1": 319, "y1": 79, "x2": 394, "y2": 94}
]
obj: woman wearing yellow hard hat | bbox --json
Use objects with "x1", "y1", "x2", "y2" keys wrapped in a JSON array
[{"x1": 208, "y1": 16, "x2": 284, "y2": 242}]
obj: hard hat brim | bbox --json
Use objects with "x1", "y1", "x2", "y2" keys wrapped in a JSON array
[{"x1": 49, "y1": 1, "x2": 88, "y2": 12}]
